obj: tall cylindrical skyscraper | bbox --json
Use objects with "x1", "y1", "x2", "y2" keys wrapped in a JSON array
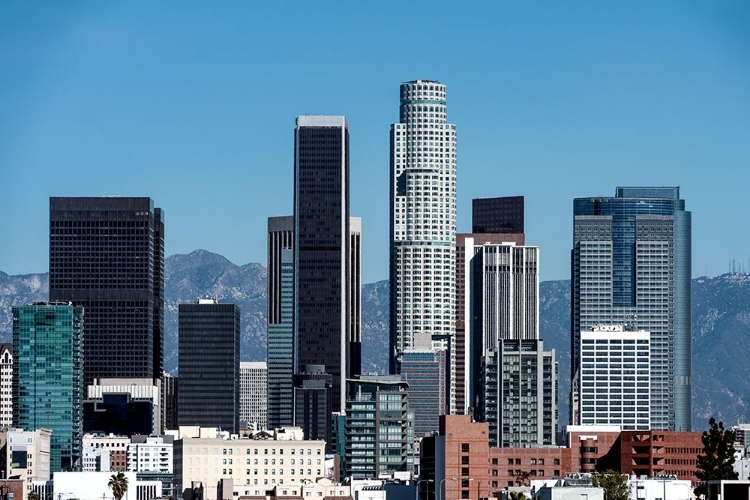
[{"x1": 390, "y1": 80, "x2": 457, "y2": 412}]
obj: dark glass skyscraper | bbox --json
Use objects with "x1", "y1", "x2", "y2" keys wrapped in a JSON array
[
  {"x1": 178, "y1": 300, "x2": 240, "y2": 433},
  {"x1": 571, "y1": 187, "x2": 691, "y2": 431},
  {"x1": 294, "y1": 115, "x2": 361, "y2": 414},
  {"x1": 472, "y1": 196, "x2": 524, "y2": 234},
  {"x1": 13, "y1": 302, "x2": 84, "y2": 471},
  {"x1": 267, "y1": 216, "x2": 295, "y2": 429},
  {"x1": 49, "y1": 197, "x2": 164, "y2": 387}
]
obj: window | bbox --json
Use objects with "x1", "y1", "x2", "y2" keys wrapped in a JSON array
[{"x1": 461, "y1": 443, "x2": 470, "y2": 452}]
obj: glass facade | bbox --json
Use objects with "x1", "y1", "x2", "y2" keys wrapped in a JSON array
[
  {"x1": 481, "y1": 339, "x2": 557, "y2": 447},
  {"x1": 400, "y1": 349, "x2": 447, "y2": 437},
  {"x1": 571, "y1": 186, "x2": 691, "y2": 431},
  {"x1": 49, "y1": 197, "x2": 164, "y2": 389},
  {"x1": 345, "y1": 376, "x2": 413, "y2": 480},
  {"x1": 294, "y1": 116, "x2": 361, "y2": 414},
  {"x1": 472, "y1": 196, "x2": 524, "y2": 234},
  {"x1": 13, "y1": 303, "x2": 84, "y2": 472},
  {"x1": 178, "y1": 301, "x2": 240, "y2": 433},
  {"x1": 267, "y1": 230, "x2": 295, "y2": 429}
]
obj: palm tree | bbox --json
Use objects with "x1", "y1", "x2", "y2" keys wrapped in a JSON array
[{"x1": 108, "y1": 471, "x2": 129, "y2": 500}]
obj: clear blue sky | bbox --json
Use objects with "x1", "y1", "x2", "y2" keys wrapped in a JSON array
[{"x1": 1, "y1": 2, "x2": 748, "y2": 283}]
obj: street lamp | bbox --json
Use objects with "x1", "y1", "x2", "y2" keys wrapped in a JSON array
[
  {"x1": 415, "y1": 479, "x2": 434, "y2": 500},
  {"x1": 439, "y1": 478, "x2": 457, "y2": 500}
]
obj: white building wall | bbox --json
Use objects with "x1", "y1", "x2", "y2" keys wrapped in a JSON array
[
  {"x1": 579, "y1": 327, "x2": 650, "y2": 430},
  {"x1": 390, "y1": 80, "x2": 457, "y2": 413},
  {"x1": 240, "y1": 362, "x2": 268, "y2": 429}
]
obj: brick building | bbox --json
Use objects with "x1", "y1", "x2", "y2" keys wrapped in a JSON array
[
  {"x1": 619, "y1": 430, "x2": 702, "y2": 482},
  {"x1": 422, "y1": 417, "x2": 702, "y2": 500}
]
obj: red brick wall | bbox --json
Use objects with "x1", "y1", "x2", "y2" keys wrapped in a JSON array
[{"x1": 619, "y1": 431, "x2": 702, "y2": 483}]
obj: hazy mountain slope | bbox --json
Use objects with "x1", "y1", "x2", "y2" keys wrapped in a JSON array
[{"x1": 2, "y1": 251, "x2": 749, "y2": 429}]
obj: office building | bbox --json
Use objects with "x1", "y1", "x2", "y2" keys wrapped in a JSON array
[
  {"x1": 267, "y1": 216, "x2": 295, "y2": 429},
  {"x1": 178, "y1": 299, "x2": 240, "y2": 433},
  {"x1": 12, "y1": 303, "x2": 83, "y2": 472},
  {"x1": 399, "y1": 349, "x2": 447, "y2": 437},
  {"x1": 0, "y1": 344, "x2": 12, "y2": 427},
  {"x1": 481, "y1": 339, "x2": 557, "y2": 447},
  {"x1": 459, "y1": 238, "x2": 556, "y2": 447},
  {"x1": 294, "y1": 115, "x2": 361, "y2": 414},
  {"x1": 455, "y1": 196, "x2": 525, "y2": 414},
  {"x1": 293, "y1": 365, "x2": 332, "y2": 448},
  {"x1": 345, "y1": 375, "x2": 414, "y2": 479},
  {"x1": 578, "y1": 326, "x2": 650, "y2": 429},
  {"x1": 472, "y1": 196, "x2": 524, "y2": 234},
  {"x1": 389, "y1": 81, "x2": 457, "y2": 413},
  {"x1": 49, "y1": 197, "x2": 164, "y2": 388},
  {"x1": 241, "y1": 362, "x2": 268, "y2": 430},
  {"x1": 163, "y1": 372, "x2": 178, "y2": 431},
  {"x1": 83, "y1": 378, "x2": 162, "y2": 435},
  {"x1": 571, "y1": 187, "x2": 691, "y2": 430}
]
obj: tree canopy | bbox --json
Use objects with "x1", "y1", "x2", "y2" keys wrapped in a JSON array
[
  {"x1": 695, "y1": 417, "x2": 738, "y2": 498},
  {"x1": 591, "y1": 470, "x2": 630, "y2": 500},
  {"x1": 108, "y1": 471, "x2": 129, "y2": 500}
]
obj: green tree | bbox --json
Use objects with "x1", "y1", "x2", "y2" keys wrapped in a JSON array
[
  {"x1": 508, "y1": 492, "x2": 527, "y2": 500},
  {"x1": 591, "y1": 470, "x2": 630, "y2": 500},
  {"x1": 513, "y1": 470, "x2": 530, "y2": 487},
  {"x1": 695, "y1": 417, "x2": 739, "y2": 499},
  {"x1": 108, "y1": 471, "x2": 129, "y2": 500},
  {"x1": 28, "y1": 491, "x2": 40, "y2": 500}
]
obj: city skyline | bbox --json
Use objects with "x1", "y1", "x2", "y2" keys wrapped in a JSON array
[{"x1": 1, "y1": 2, "x2": 748, "y2": 284}]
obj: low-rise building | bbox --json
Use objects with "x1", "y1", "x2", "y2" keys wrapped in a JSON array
[
  {"x1": 5, "y1": 429, "x2": 52, "y2": 497},
  {"x1": 173, "y1": 426, "x2": 326, "y2": 498},
  {"x1": 83, "y1": 433, "x2": 130, "y2": 472}
]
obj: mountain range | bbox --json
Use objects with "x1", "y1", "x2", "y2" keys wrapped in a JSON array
[{"x1": 1, "y1": 249, "x2": 748, "y2": 430}]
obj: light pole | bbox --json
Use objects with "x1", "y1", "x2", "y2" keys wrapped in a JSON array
[
  {"x1": 440, "y1": 477, "x2": 457, "y2": 500},
  {"x1": 416, "y1": 479, "x2": 434, "y2": 500}
]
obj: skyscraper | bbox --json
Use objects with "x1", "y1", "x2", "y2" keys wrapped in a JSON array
[
  {"x1": 571, "y1": 187, "x2": 692, "y2": 431},
  {"x1": 464, "y1": 242, "x2": 557, "y2": 447},
  {"x1": 293, "y1": 364, "x2": 332, "y2": 448},
  {"x1": 481, "y1": 339, "x2": 557, "y2": 447},
  {"x1": 0, "y1": 343, "x2": 12, "y2": 427},
  {"x1": 13, "y1": 302, "x2": 84, "y2": 471},
  {"x1": 345, "y1": 375, "x2": 414, "y2": 479},
  {"x1": 49, "y1": 197, "x2": 164, "y2": 387},
  {"x1": 267, "y1": 216, "x2": 295, "y2": 429},
  {"x1": 178, "y1": 299, "x2": 240, "y2": 433},
  {"x1": 294, "y1": 115, "x2": 361, "y2": 414},
  {"x1": 472, "y1": 196, "x2": 524, "y2": 234},
  {"x1": 390, "y1": 80, "x2": 457, "y2": 408},
  {"x1": 456, "y1": 196, "x2": 525, "y2": 414},
  {"x1": 399, "y1": 349, "x2": 447, "y2": 437}
]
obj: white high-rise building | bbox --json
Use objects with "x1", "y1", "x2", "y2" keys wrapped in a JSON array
[
  {"x1": 0, "y1": 344, "x2": 12, "y2": 427},
  {"x1": 578, "y1": 325, "x2": 651, "y2": 430},
  {"x1": 389, "y1": 80, "x2": 457, "y2": 412},
  {"x1": 240, "y1": 361, "x2": 268, "y2": 429}
]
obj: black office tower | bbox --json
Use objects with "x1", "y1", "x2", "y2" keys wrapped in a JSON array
[
  {"x1": 49, "y1": 197, "x2": 164, "y2": 388},
  {"x1": 471, "y1": 196, "x2": 524, "y2": 234},
  {"x1": 294, "y1": 115, "x2": 361, "y2": 414},
  {"x1": 293, "y1": 365, "x2": 333, "y2": 450},
  {"x1": 178, "y1": 300, "x2": 240, "y2": 433}
]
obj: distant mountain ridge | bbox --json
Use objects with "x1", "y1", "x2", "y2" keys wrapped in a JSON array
[{"x1": 1, "y1": 249, "x2": 748, "y2": 429}]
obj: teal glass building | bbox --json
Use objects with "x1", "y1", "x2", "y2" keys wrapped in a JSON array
[
  {"x1": 571, "y1": 187, "x2": 691, "y2": 431},
  {"x1": 12, "y1": 302, "x2": 84, "y2": 471}
]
